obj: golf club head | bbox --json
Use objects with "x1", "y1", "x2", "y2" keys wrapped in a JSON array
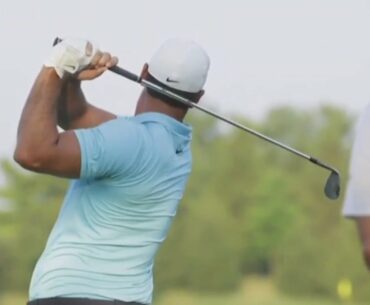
[{"x1": 324, "y1": 170, "x2": 340, "y2": 200}]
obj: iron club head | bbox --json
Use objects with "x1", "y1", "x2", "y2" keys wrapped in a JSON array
[{"x1": 324, "y1": 170, "x2": 340, "y2": 200}]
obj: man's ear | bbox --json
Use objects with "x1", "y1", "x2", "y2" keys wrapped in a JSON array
[{"x1": 140, "y1": 63, "x2": 149, "y2": 79}]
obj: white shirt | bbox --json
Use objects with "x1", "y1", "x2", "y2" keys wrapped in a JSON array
[{"x1": 343, "y1": 104, "x2": 370, "y2": 217}]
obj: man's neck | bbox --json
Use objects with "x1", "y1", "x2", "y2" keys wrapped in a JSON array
[{"x1": 134, "y1": 90, "x2": 187, "y2": 122}]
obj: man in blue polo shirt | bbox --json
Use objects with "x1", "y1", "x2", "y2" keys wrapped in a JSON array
[{"x1": 14, "y1": 38, "x2": 210, "y2": 305}]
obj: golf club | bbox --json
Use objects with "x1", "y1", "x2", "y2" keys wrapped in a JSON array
[{"x1": 53, "y1": 38, "x2": 341, "y2": 200}]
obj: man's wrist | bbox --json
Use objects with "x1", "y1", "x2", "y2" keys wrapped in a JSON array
[
  {"x1": 68, "y1": 77, "x2": 82, "y2": 88},
  {"x1": 40, "y1": 66, "x2": 67, "y2": 84},
  {"x1": 41, "y1": 66, "x2": 84, "y2": 87}
]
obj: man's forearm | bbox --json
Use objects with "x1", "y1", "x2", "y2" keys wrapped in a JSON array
[
  {"x1": 57, "y1": 79, "x2": 116, "y2": 130},
  {"x1": 15, "y1": 67, "x2": 62, "y2": 161},
  {"x1": 58, "y1": 79, "x2": 89, "y2": 130},
  {"x1": 14, "y1": 39, "x2": 118, "y2": 176},
  {"x1": 356, "y1": 218, "x2": 370, "y2": 270}
]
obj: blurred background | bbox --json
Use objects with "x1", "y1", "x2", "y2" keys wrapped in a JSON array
[{"x1": 1, "y1": 0, "x2": 370, "y2": 304}]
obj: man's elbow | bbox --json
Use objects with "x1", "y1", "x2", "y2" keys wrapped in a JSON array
[{"x1": 13, "y1": 147, "x2": 46, "y2": 172}]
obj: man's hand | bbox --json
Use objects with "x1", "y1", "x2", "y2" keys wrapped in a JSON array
[
  {"x1": 50, "y1": 39, "x2": 118, "y2": 130},
  {"x1": 76, "y1": 42, "x2": 119, "y2": 81},
  {"x1": 45, "y1": 38, "x2": 119, "y2": 80}
]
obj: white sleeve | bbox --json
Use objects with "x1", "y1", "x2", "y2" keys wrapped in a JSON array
[{"x1": 343, "y1": 104, "x2": 370, "y2": 217}]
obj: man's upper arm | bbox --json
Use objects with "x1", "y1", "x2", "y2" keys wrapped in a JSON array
[
  {"x1": 27, "y1": 118, "x2": 142, "y2": 180},
  {"x1": 74, "y1": 118, "x2": 142, "y2": 180},
  {"x1": 27, "y1": 130, "x2": 82, "y2": 178}
]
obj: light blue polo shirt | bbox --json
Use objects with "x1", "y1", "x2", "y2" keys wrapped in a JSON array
[{"x1": 29, "y1": 112, "x2": 192, "y2": 305}]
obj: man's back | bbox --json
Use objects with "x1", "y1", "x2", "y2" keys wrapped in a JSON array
[
  {"x1": 15, "y1": 37, "x2": 209, "y2": 305},
  {"x1": 29, "y1": 113, "x2": 192, "y2": 304}
]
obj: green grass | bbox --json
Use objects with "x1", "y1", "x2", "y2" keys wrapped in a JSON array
[
  {"x1": 1, "y1": 277, "x2": 364, "y2": 305},
  {"x1": 0, "y1": 292, "x2": 27, "y2": 305},
  {"x1": 154, "y1": 277, "x2": 363, "y2": 305}
]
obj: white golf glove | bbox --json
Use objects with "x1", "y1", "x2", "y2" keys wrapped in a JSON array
[{"x1": 44, "y1": 37, "x2": 98, "y2": 78}]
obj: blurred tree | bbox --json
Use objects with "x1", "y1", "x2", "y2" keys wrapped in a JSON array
[
  {"x1": 1, "y1": 106, "x2": 368, "y2": 302},
  {"x1": 271, "y1": 106, "x2": 370, "y2": 301},
  {"x1": 0, "y1": 160, "x2": 66, "y2": 292}
]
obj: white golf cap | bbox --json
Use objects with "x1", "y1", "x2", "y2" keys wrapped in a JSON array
[{"x1": 148, "y1": 38, "x2": 210, "y2": 93}]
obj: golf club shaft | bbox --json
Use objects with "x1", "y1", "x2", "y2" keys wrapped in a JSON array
[
  {"x1": 51, "y1": 37, "x2": 340, "y2": 199},
  {"x1": 51, "y1": 37, "x2": 339, "y2": 176},
  {"x1": 109, "y1": 66, "x2": 337, "y2": 174}
]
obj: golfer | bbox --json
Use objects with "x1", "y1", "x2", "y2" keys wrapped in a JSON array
[
  {"x1": 14, "y1": 37, "x2": 210, "y2": 305},
  {"x1": 343, "y1": 104, "x2": 370, "y2": 269}
]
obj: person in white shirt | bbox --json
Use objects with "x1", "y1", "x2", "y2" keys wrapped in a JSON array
[{"x1": 343, "y1": 104, "x2": 370, "y2": 269}]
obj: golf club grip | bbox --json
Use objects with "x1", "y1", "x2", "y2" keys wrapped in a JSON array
[
  {"x1": 109, "y1": 66, "x2": 141, "y2": 83},
  {"x1": 53, "y1": 37, "x2": 62, "y2": 46}
]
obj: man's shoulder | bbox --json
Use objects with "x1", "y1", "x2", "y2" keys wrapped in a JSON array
[{"x1": 98, "y1": 116, "x2": 146, "y2": 134}]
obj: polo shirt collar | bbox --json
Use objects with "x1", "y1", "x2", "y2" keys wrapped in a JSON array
[
  {"x1": 135, "y1": 112, "x2": 192, "y2": 138},
  {"x1": 135, "y1": 112, "x2": 192, "y2": 153}
]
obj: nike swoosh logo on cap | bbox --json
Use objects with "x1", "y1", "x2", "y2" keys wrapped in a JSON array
[{"x1": 166, "y1": 77, "x2": 179, "y2": 83}]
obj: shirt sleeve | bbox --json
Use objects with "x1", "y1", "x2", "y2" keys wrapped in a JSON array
[
  {"x1": 74, "y1": 117, "x2": 143, "y2": 180},
  {"x1": 343, "y1": 106, "x2": 370, "y2": 217}
]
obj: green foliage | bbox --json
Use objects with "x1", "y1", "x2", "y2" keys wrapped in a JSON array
[
  {"x1": 155, "y1": 191, "x2": 243, "y2": 292},
  {"x1": 1, "y1": 105, "x2": 369, "y2": 302},
  {"x1": 270, "y1": 106, "x2": 367, "y2": 300},
  {"x1": 241, "y1": 170, "x2": 300, "y2": 274},
  {"x1": 0, "y1": 161, "x2": 67, "y2": 292},
  {"x1": 154, "y1": 277, "x2": 369, "y2": 305}
]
